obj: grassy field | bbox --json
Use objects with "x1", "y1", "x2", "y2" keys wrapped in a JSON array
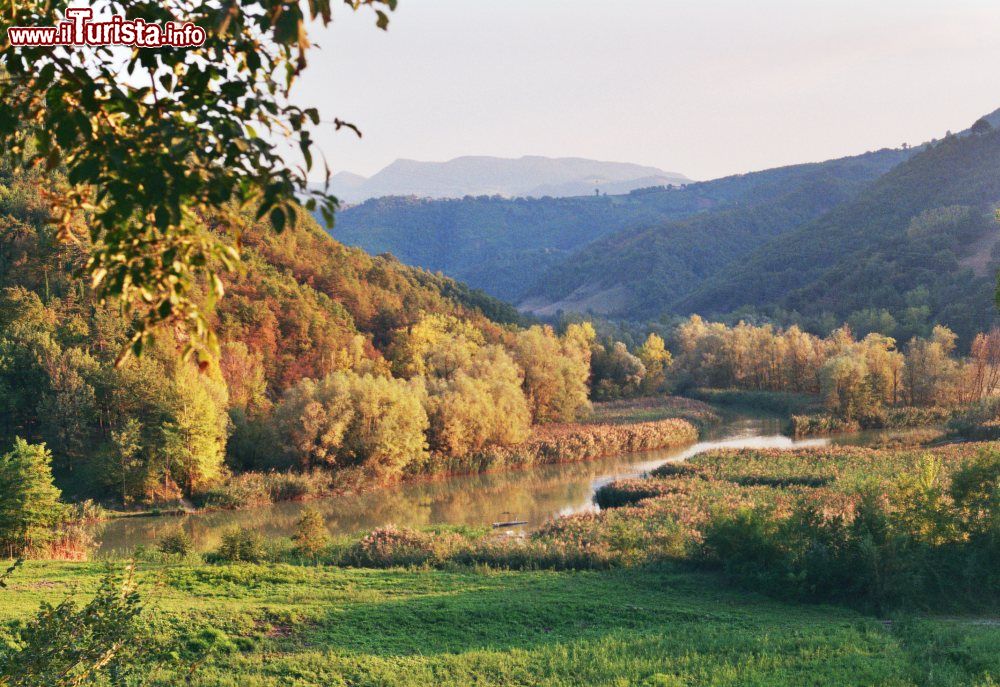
[{"x1": 3, "y1": 560, "x2": 999, "y2": 686}]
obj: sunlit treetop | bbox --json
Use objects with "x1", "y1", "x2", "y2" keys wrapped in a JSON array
[{"x1": 0, "y1": 0, "x2": 397, "y2": 365}]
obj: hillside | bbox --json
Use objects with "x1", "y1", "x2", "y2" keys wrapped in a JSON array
[
  {"x1": 328, "y1": 155, "x2": 689, "y2": 203},
  {"x1": 0, "y1": 170, "x2": 519, "y2": 399},
  {"x1": 329, "y1": 148, "x2": 912, "y2": 302},
  {"x1": 0, "y1": 165, "x2": 522, "y2": 499},
  {"x1": 518, "y1": 148, "x2": 915, "y2": 317},
  {"x1": 677, "y1": 124, "x2": 1000, "y2": 344}
]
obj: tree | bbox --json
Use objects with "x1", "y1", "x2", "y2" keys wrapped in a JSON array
[
  {"x1": 109, "y1": 418, "x2": 143, "y2": 506},
  {"x1": 293, "y1": 507, "x2": 330, "y2": 558},
  {"x1": 425, "y1": 345, "x2": 530, "y2": 456},
  {"x1": 219, "y1": 341, "x2": 269, "y2": 412},
  {"x1": 511, "y1": 325, "x2": 590, "y2": 422},
  {"x1": 161, "y1": 364, "x2": 231, "y2": 495},
  {"x1": 970, "y1": 118, "x2": 994, "y2": 135},
  {"x1": 0, "y1": 438, "x2": 65, "y2": 557},
  {"x1": 389, "y1": 313, "x2": 484, "y2": 379},
  {"x1": 965, "y1": 329, "x2": 1000, "y2": 402},
  {"x1": 819, "y1": 353, "x2": 872, "y2": 422},
  {"x1": 590, "y1": 341, "x2": 646, "y2": 400},
  {"x1": 637, "y1": 333, "x2": 672, "y2": 394},
  {"x1": 904, "y1": 326, "x2": 961, "y2": 406},
  {"x1": 0, "y1": 0, "x2": 398, "y2": 362},
  {"x1": 273, "y1": 371, "x2": 428, "y2": 478}
]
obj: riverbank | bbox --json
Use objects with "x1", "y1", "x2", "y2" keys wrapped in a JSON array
[
  {"x1": 683, "y1": 388, "x2": 821, "y2": 415},
  {"x1": 790, "y1": 406, "x2": 954, "y2": 437},
  {"x1": 88, "y1": 397, "x2": 714, "y2": 523},
  {"x1": 2, "y1": 560, "x2": 997, "y2": 686},
  {"x1": 682, "y1": 388, "x2": 958, "y2": 438}
]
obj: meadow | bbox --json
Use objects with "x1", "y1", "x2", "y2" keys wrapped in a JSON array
[{"x1": 2, "y1": 561, "x2": 999, "y2": 686}]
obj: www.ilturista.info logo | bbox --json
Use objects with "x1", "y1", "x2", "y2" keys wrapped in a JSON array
[{"x1": 8, "y1": 7, "x2": 206, "y2": 47}]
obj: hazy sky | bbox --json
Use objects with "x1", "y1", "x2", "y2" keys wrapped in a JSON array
[{"x1": 293, "y1": 0, "x2": 1000, "y2": 181}]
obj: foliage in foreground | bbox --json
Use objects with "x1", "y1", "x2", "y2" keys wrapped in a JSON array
[{"x1": 0, "y1": 564, "x2": 151, "y2": 686}]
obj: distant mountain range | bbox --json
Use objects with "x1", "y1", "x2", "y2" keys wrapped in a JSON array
[
  {"x1": 328, "y1": 148, "x2": 912, "y2": 303},
  {"x1": 324, "y1": 110, "x2": 1000, "y2": 345},
  {"x1": 326, "y1": 156, "x2": 690, "y2": 203}
]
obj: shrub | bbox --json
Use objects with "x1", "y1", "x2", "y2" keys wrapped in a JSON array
[
  {"x1": 594, "y1": 478, "x2": 691, "y2": 509},
  {"x1": 197, "y1": 473, "x2": 273, "y2": 509},
  {"x1": 0, "y1": 564, "x2": 153, "y2": 685},
  {"x1": 790, "y1": 414, "x2": 858, "y2": 437},
  {"x1": 292, "y1": 508, "x2": 329, "y2": 558},
  {"x1": 158, "y1": 529, "x2": 194, "y2": 557},
  {"x1": 347, "y1": 526, "x2": 438, "y2": 568},
  {"x1": 195, "y1": 470, "x2": 336, "y2": 510},
  {"x1": 214, "y1": 528, "x2": 266, "y2": 563},
  {"x1": 422, "y1": 418, "x2": 698, "y2": 476},
  {"x1": 948, "y1": 397, "x2": 1000, "y2": 439}
]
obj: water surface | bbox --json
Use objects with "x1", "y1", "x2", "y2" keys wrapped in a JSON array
[{"x1": 89, "y1": 412, "x2": 909, "y2": 554}]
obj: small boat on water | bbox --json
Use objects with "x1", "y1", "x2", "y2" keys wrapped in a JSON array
[{"x1": 492, "y1": 512, "x2": 528, "y2": 528}]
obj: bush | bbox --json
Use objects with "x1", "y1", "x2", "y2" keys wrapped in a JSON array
[
  {"x1": 0, "y1": 564, "x2": 154, "y2": 685},
  {"x1": 420, "y1": 418, "x2": 698, "y2": 476},
  {"x1": 292, "y1": 508, "x2": 329, "y2": 558},
  {"x1": 158, "y1": 529, "x2": 194, "y2": 557},
  {"x1": 196, "y1": 473, "x2": 273, "y2": 509},
  {"x1": 594, "y1": 478, "x2": 691, "y2": 509},
  {"x1": 213, "y1": 528, "x2": 266, "y2": 563},
  {"x1": 948, "y1": 397, "x2": 1000, "y2": 439},
  {"x1": 347, "y1": 526, "x2": 439, "y2": 568},
  {"x1": 790, "y1": 414, "x2": 859, "y2": 437}
]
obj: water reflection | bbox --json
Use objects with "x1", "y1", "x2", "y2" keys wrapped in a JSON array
[{"x1": 90, "y1": 413, "x2": 915, "y2": 555}]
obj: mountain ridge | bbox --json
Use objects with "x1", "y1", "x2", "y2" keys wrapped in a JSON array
[
  {"x1": 329, "y1": 147, "x2": 914, "y2": 302},
  {"x1": 327, "y1": 155, "x2": 689, "y2": 202}
]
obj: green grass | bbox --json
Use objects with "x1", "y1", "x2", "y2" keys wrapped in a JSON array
[{"x1": 2, "y1": 561, "x2": 998, "y2": 686}]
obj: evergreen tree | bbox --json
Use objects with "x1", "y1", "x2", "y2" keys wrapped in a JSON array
[{"x1": 0, "y1": 439, "x2": 65, "y2": 556}]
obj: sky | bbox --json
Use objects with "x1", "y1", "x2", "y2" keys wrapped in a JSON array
[{"x1": 292, "y1": 0, "x2": 1000, "y2": 182}]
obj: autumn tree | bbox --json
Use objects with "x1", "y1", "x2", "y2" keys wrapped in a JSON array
[
  {"x1": 511, "y1": 325, "x2": 590, "y2": 423},
  {"x1": 964, "y1": 329, "x2": 1000, "y2": 402},
  {"x1": 273, "y1": 371, "x2": 428, "y2": 478},
  {"x1": 819, "y1": 354, "x2": 872, "y2": 422},
  {"x1": 161, "y1": 363, "x2": 230, "y2": 495},
  {"x1": 425, "y1": 345, "x2": 530, "y2": 456},
  {"x1": 389, "y1": 313, "x2": 484, "y2": 379},
  {"x1": 904, "y1": 326, "x2": 962, "y2": 406},
  {"x1": 591, "y1": 341, "x2": 646, "y2": 400},
  {"x1": 637, "y1": 333, "x2": 672, "y2": 394}
]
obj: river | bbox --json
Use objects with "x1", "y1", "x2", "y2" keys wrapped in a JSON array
[{"x1": 88, "y1": 412, "x2": 911, "y2": 555}]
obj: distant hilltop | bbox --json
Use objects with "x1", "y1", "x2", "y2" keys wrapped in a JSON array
[{"x1": 321, "y1": 155, "x2": 690, "y2": 203}]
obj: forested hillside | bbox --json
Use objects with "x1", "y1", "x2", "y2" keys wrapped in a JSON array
[
  {"x1": 328, "y1": 147, "x2": 912, "y2": 302},
  {"x1": 518, "y1": 149, "x2": 913, "y2": 317},
  {"x1": 0, "y1": 164, "x2": 545, "y2": 503},
  {"x1": 679, "y1": 122, "x2": 1000, "y2": 344}
]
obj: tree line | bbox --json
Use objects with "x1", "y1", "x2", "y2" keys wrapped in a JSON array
[{"x1": 673, "y1": 315, "x2": 1000, "y2": 423}]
